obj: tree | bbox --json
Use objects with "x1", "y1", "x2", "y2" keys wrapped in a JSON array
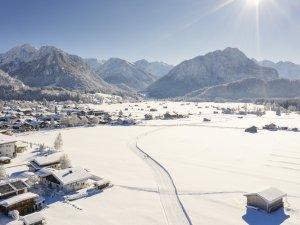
[
  {"x1": 60, "y1": 154, "x2": 72, "y2": 169},
  {"x1": 39, "y1": 144, "x2": 46, "y2": 152},
  {"x1": 54, "y1": 133, "x2": 63, "y2": 151},
  {"x1": 0, "y1": 166, "x2": 7, "y2": 180},
  {"x1": 80, "y1": 117, "x2": 89, "y2": 126},
  {"x1": 276, "y1": 107, "x2": 281, "y2": 116},
  {"x1": 50, "y1": 117, "x2": 55, "y2": 128},
  {"x1": 69, "y1": 114, "x2": 80, "y2": 127},
  {"x1": 8, "y1": 210, "x2": 19, "y2": 220},
  {"x1": 27, "y1": 174, "x2": 40, "y2": 187},
  {"x1": 91, "y1": 117, "x2": 99, "y2": 125}
]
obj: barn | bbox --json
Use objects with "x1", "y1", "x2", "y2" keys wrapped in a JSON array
[
  {"x1": 0, "y1": 192, "x2": 39, "y2": 216},
  {"x1": 244, "y1": 187, "x2": 287, "y2": 213}
]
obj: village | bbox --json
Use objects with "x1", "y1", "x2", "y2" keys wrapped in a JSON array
[
  {"x1": 0, "y1": 100, "x2": 299, "y2": 225},
  {"x1": 0, "y1": 130, "x2": 112, "y2": 225}
]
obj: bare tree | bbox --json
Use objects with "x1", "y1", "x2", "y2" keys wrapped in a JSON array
[
  {"x1": 69, "y1": 114, "x2": 80, "y2": 127},
  {"x1": 27, "y1": 174, "x2": 40, "y2": 187},
  {"x1": 54, "y1": 133, "x2": 63, "y2": 151},
  {"x1": 0, "y1": 166, "x2": 7, "y2": 180},
  {"x1": 91, "y1": 117, "x2": 99, "y2": 125},
  {"x1": 50, "y1": 117, "x2": 55, "y2": 128},
  {"x1": 60, "y1": 154, "x2": 72, "y2": 169},
  {"x1": 8, "y1": 210, "x2": 19, "y2": 220},
  {"x1": 276, "y1": 107, "x2": 281, "y2": 116},
  {"x1": 80, "y1": 117, "x2": 89, "y2": 126}
]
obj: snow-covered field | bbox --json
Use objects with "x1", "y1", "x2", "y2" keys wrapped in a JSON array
[{"x1": 4, "y1": 101, "x2": 300, "y2": 225}]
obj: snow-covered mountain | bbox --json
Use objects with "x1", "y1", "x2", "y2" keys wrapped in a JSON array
[
  {"x1": 0, "y1": 69, "x2": 26, "y2": 89},
  {"x1": 84, "y1": 58, "x2": 106, "y2": 71},
  {"x1": 134, "y1": 59, "x2": 173, "y2": 78},
  {"x1": 95, "y1": 58, "x2": 157, "y2": 91},
  {"x1": 254, "y1": 59, "x2": 300, "y2": 80},
  {"x1": 0, "y1": 44, "x2": 115, "y2": 92},
  {"x1": 186, "y1": 78, "x2": 300, "y2": 100},
  {"x1": 144, "y1": 47, "x2": 279, "y2": 98}
]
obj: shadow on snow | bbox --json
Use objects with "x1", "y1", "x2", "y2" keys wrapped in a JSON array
[{"x1": 242, "y1": 208, "x2": 290, "y2": 225}]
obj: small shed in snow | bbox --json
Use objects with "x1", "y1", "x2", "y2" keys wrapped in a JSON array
[
  {"x1": 22, "y1": 212, "x2": 45, "y2": 225},
  {"x1": 244, "y1": 187, "x2": 287, "y2": 213}
]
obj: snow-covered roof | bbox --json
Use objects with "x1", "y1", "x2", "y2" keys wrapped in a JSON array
[
  {"x1": 15, "y1": 141, "x2": 27, "y2": 148},
  {"x1": 22, "y1": 212, "x2": 45, "y2": 225},
  {"x1": 6, "y1": 221, "x2": 23, "y2": 225},
  {"x1": 31, "y1": 153, "x2": 62, "y2": 166},
  {"x1": 51, "y1": 167, "x2": 91, "y2": 185},
  {"x1": 0, "y1": 156, "x2": 11, "y2": 161},
  {"x1": 0, "y1": 192, "x2": 38, "y2": 207},
  {"x1": 94, "y1": 179, "x2": 110, "y2": 186},
  {"x1": 244, "y1": 187, "x2": 287, "y2": 204},
  {"x1": 0, "y1": 179, "x2": 29, "y2": 195},
  {"x1": 35, "y1": 167, "x2": 56, "y2": 177},
  {"x1": 0, "y1": 134, "x2": 17, "y2": 145}
]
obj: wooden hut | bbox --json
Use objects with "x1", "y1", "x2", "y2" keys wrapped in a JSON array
[{"x1": 244, "y1": 187, "x2": 286, "y2": 213}]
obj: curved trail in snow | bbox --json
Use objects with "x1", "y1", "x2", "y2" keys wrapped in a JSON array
[
  {"x1": 129, "y1": 127, "x2": 192, "y2": 225},
  {"x1": 128, "y1": 116, "x2": 234, "y2": 225}
]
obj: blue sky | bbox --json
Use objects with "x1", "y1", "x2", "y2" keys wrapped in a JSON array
[{"x1": 0, "y1": 0, "x2": 299, "y2": 65}]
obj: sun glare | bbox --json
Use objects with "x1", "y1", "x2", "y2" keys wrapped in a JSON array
[{"x1": 249, "y1": 0, "x2": 260, "y2": 6}]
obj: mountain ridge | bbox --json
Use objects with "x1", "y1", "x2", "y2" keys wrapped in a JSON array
[{"x1": 144, "y1": 47, "x2": 279, "y2": 98}]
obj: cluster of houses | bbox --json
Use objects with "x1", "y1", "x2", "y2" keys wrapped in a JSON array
[
  {"x1": 143, "y1": 111, "x2": 188, "y2": 121},
  {"x1": 0, "y1": 104, "x2": 140, "y2": 134},
  {"x1": 245, "y1": 123, "x2": 299, "y2": 133},
  {"x1": 0, "y1": 151, "x2": 111, "y2": 224}
]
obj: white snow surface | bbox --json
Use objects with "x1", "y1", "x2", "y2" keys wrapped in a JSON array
[{"x1": 2, "y1": 101, "x2": 300, "y2": 225}]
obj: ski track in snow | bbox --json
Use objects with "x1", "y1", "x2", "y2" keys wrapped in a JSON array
[
  {"x1": 129, "y1": 127, "x2": 192, "y2": 225},
  {"x1": 128, "y1": 116, "x2": 235, "y2": 225}
]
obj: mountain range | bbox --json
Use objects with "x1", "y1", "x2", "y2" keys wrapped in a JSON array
[
  {"x1": 144, "y1": 48, "x2": 279, "y2": 98},
  {"x1": 1, "y1": 44, "x2": 300, "y2": 101},
  {"x1": 254, "y1": 59, "x2": 300, "y2": 80},
  {"x1": 95, "y1": 58, "x2": 157, "y2": 91},
  {"x1": 0, "y1": 44, "x2": 115, "y2": 92},
  {"x1": 134, "y1": 59, "x2": 173, "y2": 78}
]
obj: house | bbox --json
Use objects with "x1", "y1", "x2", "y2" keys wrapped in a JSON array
[
  {"x1": 203, "y1": 118, "x2": 211, "y2": 122},
  {"x1": 0, "y1": 156, "x2": 11, "y2": 164},
  {"x1": 244, "y1": 187, "x2": 287, "y2": 213},
  {"x1": 15, "y1": 141, "x2": 28, "y2": 153},
  {"x1": 0, "y1": 192, "x2": 39, "y2": 216},
  {"x1": 22, "y1": 212, "x2": 46, "y2": 225},
  {"x1": 0, "y1": 180, "x2": 29, "y2": 200},
  {"x1": 164, "y1": 112, "x2": 185, "y2": 119},
  {"x1": 28, "y1": 153, "x2": 62, "y2": 172},
  {"x1": 39, "y1": 167, "x2": 91, "y2": 192},
  {"x1": 12, "y1": 122, "x2": 34, "y2": 132},
  {"x1": 263, "y1": 123, "x2": 277, "y2": 130},
  {"x1": 144, "y1": 114, "x2": 153, "y2": 120},
  {"x1": 0, "y1": 135, "x2": 17, "y2": 158},
  {"x1": 93, "y1": 179, "x2": 110, "y2": 190}
]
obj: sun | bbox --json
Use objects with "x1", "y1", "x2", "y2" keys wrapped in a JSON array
[{"x1": 249, "y1": 0, "x2": 261, "y2": 6}]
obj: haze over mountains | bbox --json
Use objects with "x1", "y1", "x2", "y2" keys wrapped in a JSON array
[
  {"x1": 95, "y1": 58, "x2": 157, "y2": 91},
  {"x1": 0, "y1": 44, "x2": 300, "y2": 101},
  {"x1": 254, "y1": 59, "x2": 300, "y2": 80}
]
